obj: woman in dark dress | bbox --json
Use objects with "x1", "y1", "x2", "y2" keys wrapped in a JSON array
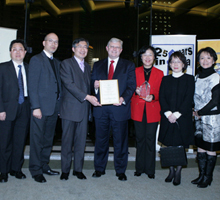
[
  {"x1": 158, "y1": 51, "x2": 195, "y2": 186},
  {"x1": 191, "y1": 47, "x2": 220, "y2": 188},
  {"x1": 131, "y1": 46, "x2": 163, "y2": 179}
]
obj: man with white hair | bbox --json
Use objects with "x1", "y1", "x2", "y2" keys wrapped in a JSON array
[{"x1": 91, "y1": 37, "x2": 136, "y2": 181}]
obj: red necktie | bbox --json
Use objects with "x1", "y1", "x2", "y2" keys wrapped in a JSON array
[{"x1": 108, "y1": 60, "x2": 114, "y2": 80}]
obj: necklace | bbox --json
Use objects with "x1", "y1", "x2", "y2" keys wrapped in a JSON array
[{"x1": 144, "y1": 67, "x2": 152, "y2": 76}]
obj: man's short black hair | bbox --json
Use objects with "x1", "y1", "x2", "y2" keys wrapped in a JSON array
[
  {"x1": 9, "y1": 39, "x2": 27, "y2": 51},
  {"x1": 72, "y1": 38, "x2": 89, "y2": 48}
]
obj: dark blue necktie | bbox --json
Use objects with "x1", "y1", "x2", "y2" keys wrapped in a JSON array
[{"x1": 18, "y1": 65, "x2": 24, "y2": 104}]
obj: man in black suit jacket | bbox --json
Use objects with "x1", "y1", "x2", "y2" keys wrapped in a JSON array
[
  {"x1": 28, "y1": 33, "x2": 61, "y2": 183},
  {"x1": 59, "y1": 38, "x2": 101, "y2": 181},
  {"x1": 91, "y1": 38, "x2": 136, "y2": 181},
  {"x1": 0, "y1": 39, "x2": 30, "y2": 183}
]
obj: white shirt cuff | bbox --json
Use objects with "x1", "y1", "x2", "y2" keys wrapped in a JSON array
[
  {"x1": 164, "y1": 111, "x2": 172, "y2": 118},
  {"x1": 173, "y1": 111, "x2": 182, "y2": 119}
]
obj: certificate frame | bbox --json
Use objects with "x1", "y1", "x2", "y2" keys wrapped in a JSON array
[{"x1": 99, "y1": 79, "x2": 120, "y2": 105}]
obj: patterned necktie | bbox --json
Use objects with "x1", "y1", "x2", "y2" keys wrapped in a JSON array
[
  {"x1": 18, "y1": 65, "x2": 24, "y2": 104},
  {"x1": 108, "y1": 60, "x2": 114, "y2": 80},
  {"x1": 80, "y1": 61, "x2": 85, "y2": 72}
]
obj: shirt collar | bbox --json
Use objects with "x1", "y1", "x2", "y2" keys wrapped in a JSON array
[
  {"x1": 172, "y1": 71, "x2": 184, "y2": 78},
  {"x1": 108, "y1": 57, "x2": 119, "y2": 64},
  {"x1": 43, "y1": 50, "x2": 53, "y2": 59},
  {"x1": 74, "y1": 56, "x2": 84, "y2": 65},
  {"x1": 12, "y1": 60, "x2": 24, "y2": 68}
]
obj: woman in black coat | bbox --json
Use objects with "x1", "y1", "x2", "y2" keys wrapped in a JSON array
[{"x1": 158, "y1": 51, "x2": 195, "y2": 186}]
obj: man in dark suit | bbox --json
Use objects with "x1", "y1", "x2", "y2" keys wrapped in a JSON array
[
  {"x1": 0, "y1": 39, "x2": 30, "y2": 183},
  {"x1": 59, "y1": 38, "x2": 101, "y2": 181},
  {"x1": 28, "y1": 33, "x2": 61, "y2": 183},
  {"x1": 91, "y1": 38, "x2": 136, "y2": 181}
]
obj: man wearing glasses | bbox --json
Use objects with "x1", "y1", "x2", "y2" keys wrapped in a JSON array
[
  {"x1": 28, "y1": 33, "x2": 61, "y2": 183},
  {"x1": 91, "y1": 38, "x2": 136, "y2": 181},
  {"x1": 59, "y1": 38, "x2": 101, "y2": 181},
  {"x1": 0, "y1": 39, "x2": 30, "y2": 183}
]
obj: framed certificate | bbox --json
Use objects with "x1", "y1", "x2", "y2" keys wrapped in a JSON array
[{"x1": 99, "y1": 79, "x2": 120, "y2": 105}]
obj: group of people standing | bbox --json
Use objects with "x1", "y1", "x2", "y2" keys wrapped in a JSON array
[
  {"x1": 0, "y1": 33, "x2": 219, "y2": 189},
  {"x1": 131, "y1": 45, "x2": 220, "y2": 188}
]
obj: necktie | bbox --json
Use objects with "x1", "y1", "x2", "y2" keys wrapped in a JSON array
[
  {"x1": 18, "y1": 65, "x2": 24, "y2": 104},
  {"x1": 108, "y1": 60, "x2": 114, "y2": 80},
  {"x1": 50, "y1": 56, "x2": 53, "y2": 60},
  {"x1": 80, "y1": 61, "x2": 85, "y2": 72}
]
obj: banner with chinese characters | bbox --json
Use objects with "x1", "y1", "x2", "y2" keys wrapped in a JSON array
[
  {"x1": 197, "y1": 39, "x2": 220, "y2": 75},
  {"x1": 151, "y1": 35, "x2": 196, "y2": 76}
]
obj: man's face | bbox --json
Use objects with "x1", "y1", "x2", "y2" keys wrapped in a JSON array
[
  {"x1": 72, "y1": 41, "x2": 88, "y2": 61},
  {"x1": 10, "y1": 43, "x2": 26, "y2": 64},
  {"x1": 43, "y1": 33, "x2": 59, "y2": 55},
  {"x1": 106, "y1": 41, "x2": 122, "y2": 59}
]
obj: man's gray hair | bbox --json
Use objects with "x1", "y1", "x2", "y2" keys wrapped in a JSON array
[{"x1": 107, "y1": 38, "x2": 123, "y2": 48}]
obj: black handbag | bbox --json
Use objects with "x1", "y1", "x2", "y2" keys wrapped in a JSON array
[{"x1": 159, "y1": 145, "x2": 187, "y2": 167}]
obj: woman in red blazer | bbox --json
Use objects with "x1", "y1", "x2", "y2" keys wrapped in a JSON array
[{"x1": 131, "y1": 46, "x2": 164, "y2": 179}]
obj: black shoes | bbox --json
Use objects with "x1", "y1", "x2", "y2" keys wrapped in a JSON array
[
  {"x1": 148, "y1": 174, "x2": 155, "y2": 179},
  {"x1": 60, "y1": 172, "x2": 69, "y2": 180},
  {"x1": 73, "y1": 171, "x2": 87, "y2": 180},
  {"x1": 10, "y1": 170, "x2": 26, "y2": 179},
  {"x1": 92, "y1": 171, "x2": 105, "y2": 178},
  {"x1": 173, "y1": 174, "x2": 181, "y2": 186},
  {"x1": 43, "y1": 169, "x2": 60, "y2": 176},
  {"x1": 134, "y1": 172, "x2": 141, "y2": 176},
  {"x1": 0, "y1": 173, "x2": 8, "y2": 183},
  {"x1": 116, "y1": 173, "x2": 127, "y2": 181},
  {"x1": 165, "y1": 166, "x2": 175, "y2": 183},
  {"x1": 33, "y1": 174, "x2": 46, "y2": 183},
  {"x1": 134, "y1": 172, "x2": 154, "y2": 179}
]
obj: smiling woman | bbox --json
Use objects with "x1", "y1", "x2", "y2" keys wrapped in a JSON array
[
  {"x1": 158, "y1": 51, "x2": 195, "y2": 186},
  {"x1": 192, "y1": 47, "x2": 220, "y2": 188},
  {"x1": 131, "y1": 45, "x2": 164, "y2": 179}
]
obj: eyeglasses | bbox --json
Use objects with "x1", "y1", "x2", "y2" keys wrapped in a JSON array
[
  {"x1": 170, "y1": 61, "x2": 182, "y2": 64},
  {"x1": 75, "y1": 45, "x2": 88, "y2": 49},
  {"x1": 46, "y1": 39, "x2": 59, "y2": 45},
  {"x1": 109, "y1": 46, "x2": 121, "y2": 50}
]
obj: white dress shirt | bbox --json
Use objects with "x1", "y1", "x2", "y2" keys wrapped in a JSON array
[{"x1": 12, "y1": 60, "x2": 28, "y2": 97}]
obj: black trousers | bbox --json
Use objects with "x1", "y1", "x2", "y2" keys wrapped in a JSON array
[
  {"x1": 94, "y1": 107, "x2": 128, "y2": 174},
  {"x1": 0, "y1": 100, "x2": 29, "y2": 173},
  {"x1": 134, "y1": 112, "x2": 158, "y2": 175},
  {"x1": 29, "y1": 101, "x2": 59, "y2": 177}
]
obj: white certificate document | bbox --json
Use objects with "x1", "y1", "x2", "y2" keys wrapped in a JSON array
[{"x1": 99, "y1": 79, "x2": 119, "y2": 105}]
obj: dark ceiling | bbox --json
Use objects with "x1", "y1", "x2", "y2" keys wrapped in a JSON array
[{"x1": 3, "y1": 0, "x2": 220, "y2": 20}]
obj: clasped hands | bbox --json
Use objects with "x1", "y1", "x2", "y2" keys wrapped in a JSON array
[
  {"x1": 168, "y1": 113, "x2": 177, "y2": 123},
  {"x1": 136, "y1": 87, "x2": 153, "y2": 102}
]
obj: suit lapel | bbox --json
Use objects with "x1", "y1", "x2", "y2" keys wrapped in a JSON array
[
  {"x1": 41, "y1": 51, "x2": 56, "y2": 79},
  {"x1": 8, "y1": 60, "x2": 18, "y2": 86},
  {"x1": 113, "y1": 58, "x2": 123, "y2": 79},
  {"x1": 101, "y1": 59, "x2": 108, "y2": 80},
  {"x1": 71, "y1": 57, "x2": 89, "y2": 85}
]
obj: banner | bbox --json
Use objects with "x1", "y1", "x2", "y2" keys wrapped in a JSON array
[
  {"x1": 151, "y1": 35, "x2": 196, "y2": 76},
  {"x1": 0, "y1": 27, "x2": 17, "y2": 63},
  {"x1": 197, "y1": 39, "x2": 220, "y2": 75}
]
